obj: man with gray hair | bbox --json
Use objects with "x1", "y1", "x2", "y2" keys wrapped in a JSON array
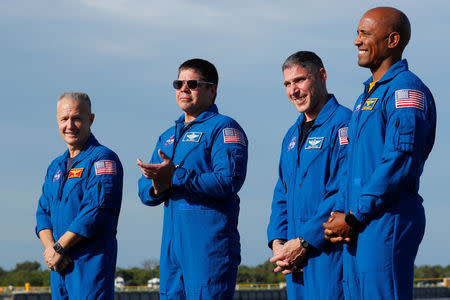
[
  {"x1": 36, "y1": 92, "x2": 123, "y2": 299},
  {"x1": 267, "y1": 51, "x2": 351, "y2": 299}
]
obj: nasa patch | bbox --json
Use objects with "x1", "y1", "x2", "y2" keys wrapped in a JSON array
[
  {"x1": 53, "y1": 170, "x2": 62, "y2": 182},
  {"x1": 305, "y1": 137, "x2": 324, "y2": 150},
  {"x1": 165, "y1": 135, "x2": 175, "y2": 146},
  {"x1": 287, "y1": 136, "x2": 297, "y2": 151}
]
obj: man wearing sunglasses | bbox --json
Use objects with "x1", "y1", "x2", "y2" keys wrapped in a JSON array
[
  {"x1": 138, "y1": 58, "x2": 248, "y2": 300},
  {"x1": 267, "y1": 51, "x2": 351, "y2": 299}
]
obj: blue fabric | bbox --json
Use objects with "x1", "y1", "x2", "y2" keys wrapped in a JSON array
[
  {"x1": 342, "y1": 59, "x2": 436, "y2": 300},
  {"x1": 267, "y1": 96, "x2": 351, "y2": 299},
  {"x1": 36, "y1": 134, "x2": 123, "y2": 300},
  {"x1": 139, "y1": 104, "x2": 248, "y2": 299}
]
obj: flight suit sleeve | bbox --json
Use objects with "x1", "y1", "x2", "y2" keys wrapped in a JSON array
[
  {"x1": 35, "y1": 166, "x2": 54, "y2": 237},
  {"x1": 353, "y1": 87, "x2": 436, "y2": 223},
  {"x1": 138, "y1": 136, "x2": 167, "y2": 206},
  {"x1": 67, "y1": 153, "x2": 123, "y2": 237},
  {"x1": 299, "y1": 124, "x2": 349, "y2": 251},
  {"x1": 171, "y1": 122, "x2": 248, "y2": 199},
  {"x1": 267, "y1": 148, "x2": 289, "y2": 247}
]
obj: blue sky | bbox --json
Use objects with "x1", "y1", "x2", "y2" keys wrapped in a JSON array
[{"x1": 1, "y1": 0, "x2": 449, "y2": 270}]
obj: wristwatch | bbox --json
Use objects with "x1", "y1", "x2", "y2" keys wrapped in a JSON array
[
  {"x1": 53, "y1": 242, "x2": 65, "y2": 255},
  {"x1": 344, "y1": 213, "x2": 364, "y2": 232},
  {"x1": 298, "y1": 237, "x2": 310, "y2": 249}
]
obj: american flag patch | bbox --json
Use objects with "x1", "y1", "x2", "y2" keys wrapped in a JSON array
[
  {"x1": 223, "y1": 128, "x2": 246, "y2": 145},
  {"x1": 395, "y1": 89, "x2": 425, "y2": 110},
  {"x1": 339, "y1": 127, "x2": 348, "y2": 145},
  {"x1": 95, "y1": 160, "x2": 117, "y2": 175}
]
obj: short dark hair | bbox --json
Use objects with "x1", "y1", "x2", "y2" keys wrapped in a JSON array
[
  {"x1": 178, "y1": 58, "x2": 219, "y2": 85},
  {"x1": 282, "y1": 51, "x2": 324, "y2": 73}
]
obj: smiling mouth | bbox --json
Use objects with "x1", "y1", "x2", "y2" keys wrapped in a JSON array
[
  {"x1": 292, "y1": 95, "x2": 306, "y2": 103},
  {"x1": 358, "y1": 49, "x2": 368, "y2": 55}
]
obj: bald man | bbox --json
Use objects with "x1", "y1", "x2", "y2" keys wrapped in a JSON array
[{"x1": 323, "y1": 7, "x2": 436, "y2": 300}]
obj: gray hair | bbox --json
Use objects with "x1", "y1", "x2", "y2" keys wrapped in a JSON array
[
  {"x1": 282, "y1": 51, "x2": 324, "y2": 73},
  {"x1": 58, "y1": 92, "x2": 92, "y2": 112}
]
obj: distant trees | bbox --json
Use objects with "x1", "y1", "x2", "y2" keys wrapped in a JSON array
[
  {"x1": 1, "y1": 260, "x2": 449, "y2": 287},
  {"x1": 0, "y1": 261, "x2": 50, "y2": 286}
]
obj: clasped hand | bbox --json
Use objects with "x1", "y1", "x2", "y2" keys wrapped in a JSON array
[
  {"x1": 323, "y1": 211, "x2": 356, "y2": 243},
  {"x1": 43, "y1": 247, "x2": 72, "y2": 273},
  {"x1": 269, "y1": 238, "x2": 308, "y2": 275}
]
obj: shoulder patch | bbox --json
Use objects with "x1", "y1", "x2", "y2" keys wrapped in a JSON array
[
  {"x1": 395, "y1": 89, "x2": 424, "y2": 110},
  {"x1": 287, "y1": 136, "x2": 297, "y2": 151},
  {"x1": 305, "y1": 137, "x2": 324, "y2": 150},
  {"x1": 164, "y1": 135, "x2": 175, "y2": 146},
  {"x1": 68, "y1": 168, "x2": 84, "y2": 179},
  {"x1": 183, "y1": 132, "x2": 203, "y2": 142},
  {"x1": 361, "y1": 98, "x2": 378, "y2": 111},
  {"x1": 223, "y1": 128, "x2": 246, "y2": 146},
  {"x1": 95, "y1": 160, "x2": 117, "y2": 175},
  {"x1": 338, "y1": 127, "x2": 349, "y2": 145}
]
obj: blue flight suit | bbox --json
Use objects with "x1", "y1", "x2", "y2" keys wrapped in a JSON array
[
  {"x1": 338, "y1": 59, "x2": 436, "y2": 299},
  {"x1": 139, "y1": 104, "x2": 248, "y2": 300},
  {"x1": 36, "y1": 134, "x2": 123, "y2": 300},
  {"x1": 267, "y1": 96, "x2": 351, "y2": 299}
]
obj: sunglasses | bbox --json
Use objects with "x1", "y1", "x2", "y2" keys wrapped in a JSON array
[{"x1": 172, "y1": 80, "x2": 215, "y2": 90}]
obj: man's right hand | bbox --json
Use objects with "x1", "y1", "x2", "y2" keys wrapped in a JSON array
[
  {"x1": 43, "y1": 246, "x2": 63, "y2": 270},
  {"x1": 55, "y1": 255, "x2": 73, "y2": 273}
]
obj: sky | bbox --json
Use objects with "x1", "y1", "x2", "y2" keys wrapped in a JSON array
[{"x1": 1, "y1": 0, "x2": 449, "y2": 270}]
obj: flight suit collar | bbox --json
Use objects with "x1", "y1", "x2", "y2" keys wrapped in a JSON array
[
  {"x1": 295, "y1": 94, "x2": 340, "y2": 128},
  {"x1": 363, "y1": 59, "x2": 409, "y2": 87},
  {"x1": 175, "y1": 104, "x2": 219, "y2": 125},
  {"x1": 56, "y1": 134, "x2": 100, "y2": 167}
]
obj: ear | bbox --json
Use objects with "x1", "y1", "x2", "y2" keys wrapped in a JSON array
[
  {"x1": 210, "y1": 84, "x2": 218, "y2": 103},
  {"x1": 319, "y1": 67, "x2": 327, "y2": 82},
  {"x1": 387, "y1": 32, "x2": 400, "y2": 49},
  {"x1": 89, "y1": 113, "x2": 95, "y2": 126}
]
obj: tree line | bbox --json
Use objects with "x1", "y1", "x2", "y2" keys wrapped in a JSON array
[{"x1": 1, "y1": 260, "x2": 449, "y2": 287}]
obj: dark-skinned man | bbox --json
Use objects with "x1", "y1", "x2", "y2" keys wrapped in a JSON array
[
  {"x1": 323, "y1": 7, "x2": 436, "y2": 300},
  {"x1": 267, "y1": 51, "x2": 351, "y2": 299},
  {"x1": 138, "y1": 58, "x2": 248, "y2": 299}
]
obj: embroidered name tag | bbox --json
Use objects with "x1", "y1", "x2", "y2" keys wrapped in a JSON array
[
  {"x1": 68, "y1": 168, "x2": 84, "y2": 179},
  {"x1": 361, "y1": 98, "x2": 378, "y2": 111},
  {"x1": 183, "y1": 132, "x2": 203, "y2": 142},
  {"x1": 305, "y1": 137, "x2": 324, "y2": 149}
]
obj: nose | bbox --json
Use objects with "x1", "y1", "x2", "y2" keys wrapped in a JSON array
[
  {"x1": 180, "y1": 81, "x2": 191, "y2": 93},
  {"x1": 67, "y1": 118, "x2": 75, "y2": 130},
  {"x1": 354, "y1": 33, "x2": 362, "y2": 46}
]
